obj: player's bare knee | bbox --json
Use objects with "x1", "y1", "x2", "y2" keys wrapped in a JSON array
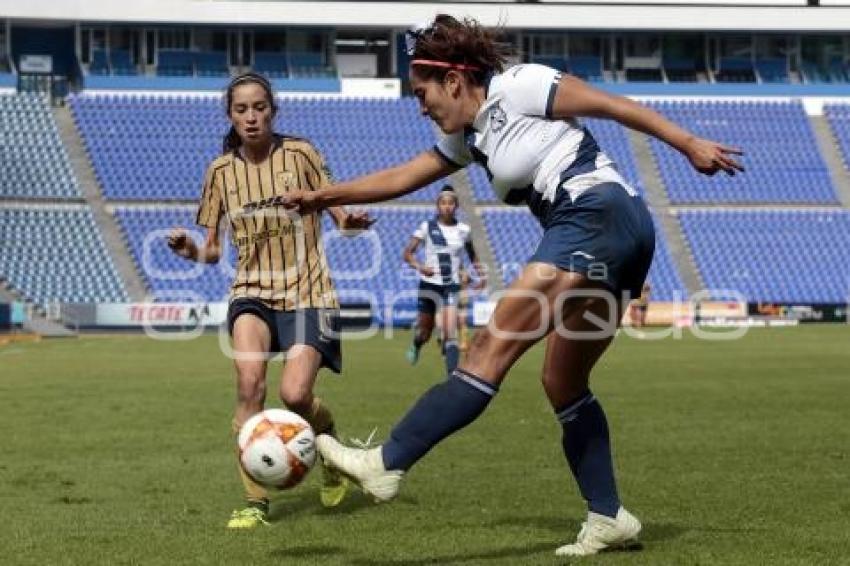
[
  {"x1": 279, "y1": 383, "x2": 312, "y2": 414},
  {"x1": 463, "y1": 331, "x2": 512, "y2": 379},
  {"x1": 236, "y1": 370, "x2": 266, "y2": 406},
  {"x1": 542, "y1": 369, "x2": 589, "y2": 404}
]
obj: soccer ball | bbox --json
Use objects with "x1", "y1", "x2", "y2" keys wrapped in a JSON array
[{"x1": 237, "y1": 409, "x2": 317, "y2": 490}]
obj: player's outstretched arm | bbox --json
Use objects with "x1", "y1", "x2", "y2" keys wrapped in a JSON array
[
  {"x1": 284, "y1": 150, "x2": 457, "y2": 214},
  {"x1": 550, "y1": 74, "x2": 745, "y2": 177},
  {"x1": 167, "y1": 226, "x2": 222, "y2": 264}
]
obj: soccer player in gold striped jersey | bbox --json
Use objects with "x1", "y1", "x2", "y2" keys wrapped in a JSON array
[{"x1": 168, "y1": 73, "x2": 374, "y2": 528}]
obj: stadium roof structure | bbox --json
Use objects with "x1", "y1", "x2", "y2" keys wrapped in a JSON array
[{"x1": 2, "y1": 0, "x2": 850, "y2": 32}]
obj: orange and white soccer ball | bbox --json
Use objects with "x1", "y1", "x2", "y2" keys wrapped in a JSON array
[{"x1": 237, "y1": 409, "x2": 317, "y2": 490}]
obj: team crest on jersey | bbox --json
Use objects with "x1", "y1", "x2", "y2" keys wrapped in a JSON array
[
  {"x1": 489, "y1": 104, "x2": 507, "y2": 133},
  {"x1": 276, "y1": 171, "x2": 297, "y2": 188}
]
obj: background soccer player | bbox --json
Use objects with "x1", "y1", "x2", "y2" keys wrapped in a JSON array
[
  {"x1": 283, "y1": 14, "x2": 742, "y2": 557},
  {"x1": 167, "y1": 72, "x2": 373, "y2": 528},
  {"x1": 630, "y1": 281, "x2": 651, "y2": 329},
  {"x1": 403, "y1": 185, "x2": 485, "y2": 373}
]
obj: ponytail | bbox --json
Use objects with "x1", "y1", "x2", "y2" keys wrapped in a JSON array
[{"x1": 223, "y1": 126, "x2": 241, "y2": 153}]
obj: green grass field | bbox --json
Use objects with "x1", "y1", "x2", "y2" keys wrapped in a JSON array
[{"x1": 2, "y1": 325, "x2": 849, "y2": 565}]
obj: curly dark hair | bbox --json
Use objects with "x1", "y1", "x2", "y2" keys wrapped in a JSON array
[{"x1": 410, "y1": 14, "x2": 512, "y2": 86}]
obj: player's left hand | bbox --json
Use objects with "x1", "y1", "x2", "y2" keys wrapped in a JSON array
[
  {"x1": 340, "y1": 210, "x2": 377, "y2": 233},
  {"x1": 684, "y1": 137, "x2": 745, "y2": 176}
]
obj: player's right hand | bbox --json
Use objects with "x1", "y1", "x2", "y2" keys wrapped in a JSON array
[
  {"x1": 167, "y1": 228, "x2": 194, "y2": 258},
  {"x1": 419, "y1": 266, "x2": 436, "y2": 277},
  {"x1": 684, "y1": 137, "x2": 744, "y2": 176}
]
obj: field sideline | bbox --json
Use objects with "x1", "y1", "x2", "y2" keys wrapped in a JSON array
[{"x1": 2, "y1": 325, "x2": 849, "y2": 565}]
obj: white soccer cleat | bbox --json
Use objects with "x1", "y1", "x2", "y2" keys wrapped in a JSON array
[
  {"x1": 315, "y1": 434, "x2": 403, "y2": 502},
  {"x1": 555, "y1": 507, "x2": 642, "y2": 557}
]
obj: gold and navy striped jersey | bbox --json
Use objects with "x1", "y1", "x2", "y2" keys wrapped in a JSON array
[{"x1": 196, "y1": 136, "x2": 338, "y2": 311}]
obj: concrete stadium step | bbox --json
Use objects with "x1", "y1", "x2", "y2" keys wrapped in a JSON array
[
  {"x1": 628, "y1": 129, "x2": 703, "y2": 296},
  {"x1": 448, "y1": 168, "x2": 504, "y2": 293},
  {"x1": 52, "y1": 105, "x2": 149, "y2": 301},
  {"x1": 809, "y1": 115, "x2": 850, "y2": 209}
]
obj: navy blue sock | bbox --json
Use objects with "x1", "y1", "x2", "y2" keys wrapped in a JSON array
[
  {"x1": 557, "y1": 391, "x2": 621, "y2": 518},
  {"x1": 443, "y1": 340, "x2": 460, "y2": 373},
  {"x1": 382, "y1": 369, "x2": 498, "y2": 471}
]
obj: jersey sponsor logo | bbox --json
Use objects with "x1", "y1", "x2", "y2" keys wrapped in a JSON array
[
  {"x1": 241, "y1": 195, "x2": 288, "y2": 213},
  {"x1": 489, "y1": 103, "x2": 507, "y2": 133},
  {"x1": 235, "y1": 225, "x2": 296, "y2": 246}
]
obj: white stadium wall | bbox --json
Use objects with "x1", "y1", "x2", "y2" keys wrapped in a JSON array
[{"x1": 1, "y1": 0, "x2": 850, "y2": 31}]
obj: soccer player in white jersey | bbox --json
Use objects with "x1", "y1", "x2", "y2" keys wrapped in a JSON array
[
  {"x1": 283, "y1": 14, "x2": 744, "y2": 557},
  {"x1": 403, "y1": 185, "x2": 485, "y2": 373}
]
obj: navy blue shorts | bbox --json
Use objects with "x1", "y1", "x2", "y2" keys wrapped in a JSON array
[
  {"x1": 529, "y1": 182, "x2": 655, "y2": 300},
  {"x1": 226, "y1": 299, "x2": 342, "y2": 373},
  {"x1": 417, "y1": 280, "x2": 460, "y2": 316}
]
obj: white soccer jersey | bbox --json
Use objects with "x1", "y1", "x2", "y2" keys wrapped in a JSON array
[
  {"x1": 434, "y1": 63, "x2": 637, "y2": 221},
  {"x1": 412, "y1": 219, "x2": 472, "y2": 286}
]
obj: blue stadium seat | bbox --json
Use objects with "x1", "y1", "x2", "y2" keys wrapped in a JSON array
[
  {"x1": 647, "y1": 100, "x2": 838, "y2": 204},
  {"x1": 755, "y1": 58, "x2": 789, "y2": 84},
  {"x1": 679, "y1": 209, "x2": 850, "y2": 303},
  {"x1": 0, "y1": 206, "x2": 128, "y2": 306},
  {"x1": 0, "y1": 94, "x2": 82, "y2": 199},
  {"x1": 68, "y1": 94, "x2": 445, "y2": 202}
]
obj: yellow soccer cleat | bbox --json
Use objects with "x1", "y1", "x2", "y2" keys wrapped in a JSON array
[
  {"x1": 226, "y1": 506, "x2": 269, "y2": 529},
  {"x1": 319, "y1": 458, "x2": 350, "y2": 508}
]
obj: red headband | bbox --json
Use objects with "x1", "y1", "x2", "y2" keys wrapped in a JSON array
[{"x1": 411, "y1": 59, "x2": 482, "y2": 72}]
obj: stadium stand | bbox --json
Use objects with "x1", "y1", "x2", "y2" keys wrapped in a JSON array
[
  {"x1": 89, "y1": 49, "x2": 110, "y2": 76},
  {"x1": 755, "y1": 57, "x2": 789, "y2": 83},
  {"x1": 679, "y1": 209, "x2": 850, "y2": 303},
  {"x1": 112, "y1": 207, "x2": 234, "y2": 302},
  {"x1": 625, "y1": 67, "x2": 664, "y2": 82},
  {"x1": 0, "y1": 93, "x2": 81, "y2": 199},
  {"x1": 110, "y1": 49, "x2": 137, "y2": 75},
  {"x1": 583, "y1": 118, "x2": 647, "y2": 196},
  {"x1": 481, "y1": 208, "x2": 687, "y2": 302},
  {"x1": 567, "y1": 56, "x2": 605, "y2": 82},
  {"x1": 715, "y1": 57, "x2": 757, "y2": 83},
  {"x1": 253, "y1": 52, "x2": 289, "y2": 78},
  {"x1": 68, "y1": 94, "x2": 446, "y2": 202},
  {"x1": 194, "y1": 51, "x2": 229, "y2": 77},
  {"x1": 0, "y1": 206, "x2": 129, "y2": 306},
  {"x1": 648, "y1": 100, "x2": 838, "y2": 204},
  {"x1": 157, "y1": 50, "x2": 195, "y2": 76},
  {"x1": 663, "y1": 57, "x2": 699, "y2": 83}
]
